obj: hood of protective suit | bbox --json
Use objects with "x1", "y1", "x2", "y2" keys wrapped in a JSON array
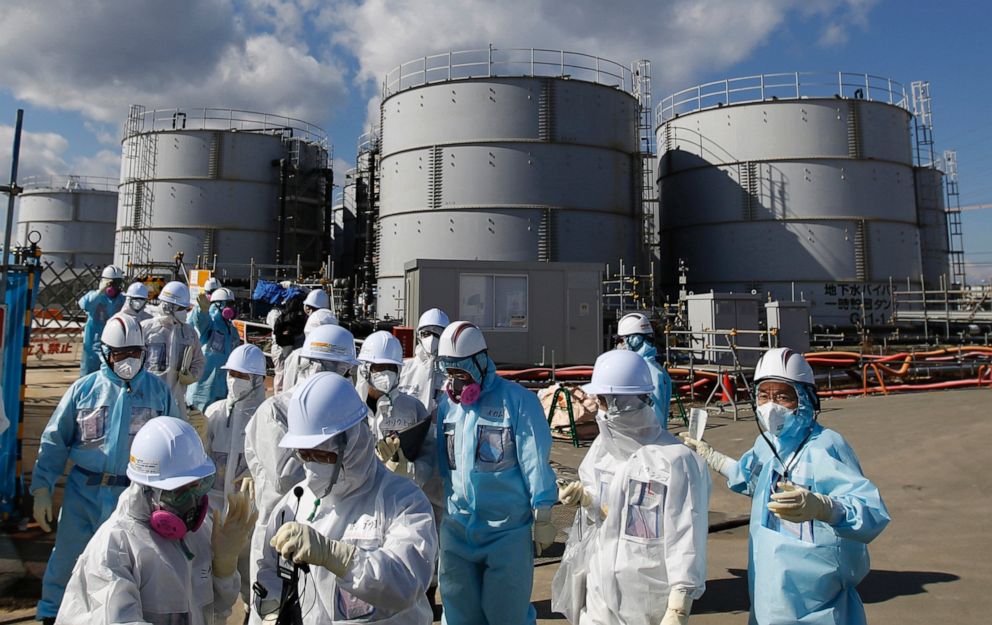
[
  {"x1": 414, "y1": 341, "x2": 434, "y2": 364},
  {"x1": 762, "y1": 384, "x2": 818, "y2": 458},
  {"x1": 117, "y1": 482, "x2": 157, "y2": 525},
  {"x1": 634, "y1": 341, "x2": 659, "y2": 361},
  {"x1": 307, "y1": 420, "x2": 378, "y2": 501},
  {"x1": 595, "y1": 403, "x2": 665, "y2": 459},
  {"x1": 442, "y1": 352, "x2": 497, "y2": 389}
]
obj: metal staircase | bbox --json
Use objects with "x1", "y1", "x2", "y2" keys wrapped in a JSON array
[
  {"x1": 632, "y1": 60, "x2": 658, "y2": 257},
  {"x1": 117, "y1": 105, "x2": 157, "y2": 271},
  {"x1": 943, "y1": 149, "x2": 966, "y2": 286}
]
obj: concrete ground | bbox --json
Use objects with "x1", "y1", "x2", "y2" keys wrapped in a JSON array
[{"x1": 2, "y1": 364, "x2": 989, "y2": 624}]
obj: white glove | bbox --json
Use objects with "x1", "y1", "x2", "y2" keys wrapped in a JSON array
[
  {"x1": 767, "y1": 482, "x2": 841, "y2": 524},
  {"x1": 533, "y1": 508, "x2": 556, "y2": 556},
  {"x1": 33, "y1": 488, "x2": 54, "y2": 533},
  {"x1": 680, "y1": 433, "x2": 735, "y2": 477},
  {"x1": 257, "y1": 599, "x2": 280, "y2": 623},
  {"x1": 239, "y1": 476, "x2": 256, "y2": 504},
  {"x1": 271, "y1": 522, "x2": 357, "y2": 577},
  {"x1": 375, "y1": 435, "x2": 400, "y2": 462},
  {"x1": 385, "y1": 447, "x2": 413, "y2": 478},
  {"x1": 197, "y1": 292, "x2": 210, "y2": 313},
  {"x1": 660, "y1": 591, "x2": 693, "y2": 625},
  {"x1": 212, "y1": 491, "x2": 258, "y2": 578},
  {"x1": 558, "y1": 481, "x2": 592, "y2": 507},
  {"x1": 187, "y1": 408, "x2": 209, "y2": 445}
]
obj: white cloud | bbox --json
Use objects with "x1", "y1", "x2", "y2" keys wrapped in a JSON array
[
  {"x1": 0, "y1": 126, "x2": 70, "y2": 179},
  {"x1": 0, "y1": 0, "x2": 347, "y2": 127},
  {"x1": 324, "y1": 0, "x2": 879, "y2": 100}
]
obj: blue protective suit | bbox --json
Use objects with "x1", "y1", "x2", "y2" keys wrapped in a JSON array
[
  {"x1": 437, "y1": 354, "x2": 558, "y2": 625},
  {"x1": 725, "y1": 388, "x2": 890, "y2": 625},
  {"x1": 633, "y1": 341, "x2": 673, "y2": 430},
  {"x1": 186, "y1": 305, "x2": 237, "y2": 411},
  {"x1": 77, "y1": 290, "x2": 124, "y2": 376},
  {"x1": 31, "y1": 363, "x2": 179, "y2": 619}
]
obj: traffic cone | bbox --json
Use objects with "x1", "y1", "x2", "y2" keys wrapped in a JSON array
[{"x1": 720, "y1": 374, "x2": 735, "y2": 403}]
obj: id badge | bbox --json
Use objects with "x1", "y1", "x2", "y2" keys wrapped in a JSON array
[{"x1": 624, "y1": 478, "x2": 665, "y2": 540}]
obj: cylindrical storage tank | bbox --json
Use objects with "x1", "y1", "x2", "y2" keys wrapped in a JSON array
[
  {"x1": 657, "y1": 72, "x2": 923, "y2": 327},
  {"x1": 330, "y1": 177, "x2": 357, "y2": 278},
  {"x1": 114, "y1": 107, "x2": 329, "y2": 278},
  {"x1": 376, "y1": 48, "x2": 640, "y2": 315},
  {"x1": 15, "y1": 175, "x2": 118, "y2": 271},
  {"x1": 915, "y1": 166, "x2": 949, "y2": 286}
]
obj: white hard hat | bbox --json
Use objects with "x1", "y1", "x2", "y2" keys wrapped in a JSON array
[
  {"x1": 358, "y1": 330, "x2": 404, "y2": 365},
  {"x1": 582, "y1": 350, "x2": 655, "y2": 395},
  {"x1": 158, "y1": 281, "x2": 191, "y2": 307},
  {"x1": 303, "y1": 288, "x2": 330, "y2": 310},
  {"x1": 209, "y1": 287, "x2": 235, "y2": 303},
  {"x1": 101, "y1": 265, "x2": 124, "y2": 280},
  {"x1": 754, "y1": 347, "x2": 815, "y2": 387},
  {"x1": 125, "y1": 282, "x2": 148, "y2": 300},
  {"x1": 203, "y1": 277, "x2": 221, "y2": 292},
  {"x1": 417, "y1": 308, "x2": 450, "y2": 331},
  {"x1": 617, "y1": 312, "x2": 654, "y2": 337},
  {"x1": 126, "y1": 417, "x2": 215, "y2": 489},
  {"x1": 280, "y1": 372, "x2": 368, "y2": 449},
  {"x1": 222, "y1": 344, "x2": 267, "y2": 376},
  {"x1": 101, "y1": 313, "x2": 145, "y2": 350},
  {"x1": 300, "y1": 324, "x2": 359, "y2": 365},
  {"x1": 438, "y1": 321, "x2": 487, "y2": 359},
  {"x1": 304, "y1": 308, "x2": 339, "y2": 335}
]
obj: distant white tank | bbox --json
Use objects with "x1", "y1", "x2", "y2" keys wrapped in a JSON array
[
  {"x1": 375, "y1": 48, "x2": 641, "y2": 316},
  {"x1": 657, "y1": 72, "x2": 924, "y2": 327},
  {"x1": 113, "y1": 106, "x2": 330, "y2": 278},
  {"x1": 15, "y1": 175, "x2": 118, "y2": 270}
]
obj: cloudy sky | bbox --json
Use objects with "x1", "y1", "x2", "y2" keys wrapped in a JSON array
[{"x1": 1, "y1": 0, "x2": 990, "y2": 279}]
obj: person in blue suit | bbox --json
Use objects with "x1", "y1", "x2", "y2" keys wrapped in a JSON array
[
  {"x1": 617, "y1": 312, "x2": 672, "y2": 429},
  {"x1": 77, "y1": 265, "x2": 125, "y2": 376},
  {"x1": 683, "y1": 347, "x2": 890, "y2": 625},
  {"x1": 435, "y1": 321, "x2": 558, "y2": 625},
  {"x1": 187, "y1": 287, "x2": 239, "y2": 411},
  {"x1": 31, "y1": 313, "x2": 179, "y2": 624}
]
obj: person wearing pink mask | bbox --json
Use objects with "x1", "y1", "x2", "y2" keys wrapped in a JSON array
[
  {"x1": 78, "y1": 265, "x2": 126, "y2": 375},
  {"x1": 187, "y1": 287, "x2": 240, "y2": 411}
]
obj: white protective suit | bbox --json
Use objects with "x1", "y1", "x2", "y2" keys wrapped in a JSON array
[
  {"x1": 243, "y1": 391, "x2": 303, "y2": 585},
  {"x1": 571, "y1": 407, "x2": 711, "y2": 625},
  {"x1": 206, "y1": 379, "x2": 266, "y2": 601},
  {"x1": 141, "y1": 315, "x2": 205, "y2": 419},
  {"x1": 251, "y1": 422, "x2": 437, "y2": 625},
  {"x1": 397, "y1": 342, "x2": 446, "y2": 418},
  {"x1": 365, "y1": 390, "x2": 435, "y2": 487},
  {"x1": 57, "y1": 482, "x2": 239, "y2": 625}
]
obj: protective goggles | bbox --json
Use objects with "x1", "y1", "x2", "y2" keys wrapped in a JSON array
[
  {"x1": 159, "y1": 474, "x2": 215, "y2": 511},
  {"x1": 418, "y1": 328, "x2": 441, "y2": 339},
  {"x1": 296, "y1": 448, "x2": 339, "y2": 464},
  {"x1": 755, "y1": 382, "x2": 799, "y2": 405},
  {"x1": 601, "y1": 394, "x2": 653, "y2": 414},
  {"x1": 107, "y1": 346, "x2": 144, "y2": 360}
]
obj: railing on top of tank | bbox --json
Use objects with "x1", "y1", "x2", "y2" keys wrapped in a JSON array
[
  {"x1": 382, "y1": 47, "x2": 634, "y2": 97},
  {"x1": 19, "y1": 175, "x2": 118, "y2": 193},
  {"x1": 657, "y1": 72, "x2": 910, "y2": 123},
  {"x1": 129, "y1": 107, "x2": 328, "y2": 146}
]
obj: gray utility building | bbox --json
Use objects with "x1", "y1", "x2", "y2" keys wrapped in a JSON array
[
  {"x1": 375, "y1": 47, "x2": 642, "y2": 318},
  {"x1": 657, "y1": 72, "x2": 950, "y2": 327},
  {"x1": 403, "y1": 259, "x2": 602, "y2": 366}
]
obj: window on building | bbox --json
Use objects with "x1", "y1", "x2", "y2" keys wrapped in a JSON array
[{"x1": 459, "y1": 274, "x2": 528, "y2": 330}]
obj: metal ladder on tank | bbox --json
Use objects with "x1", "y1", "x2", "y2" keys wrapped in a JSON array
[
  {"x1": 943, "y1": 150, "x2": 967, "y2": 286},
  {"x1": 118, "y1": 105, "x2": 158, "y2": 271},
  {"x1": 632, "y1": 60, "x2": 658, "y2": 256}
]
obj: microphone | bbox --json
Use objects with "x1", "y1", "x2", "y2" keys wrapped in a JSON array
[{"x1": 292, "y1": 486, "x2": 310, "y2": 574}]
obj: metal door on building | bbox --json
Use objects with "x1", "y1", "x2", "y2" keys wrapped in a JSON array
[{"x1": 566, "y1": 287, "x2": 599, "y2": 364}]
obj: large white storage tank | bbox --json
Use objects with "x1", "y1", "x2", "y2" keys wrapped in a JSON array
[
  {"x1": 15, "y1": 175, "x2": 118, "y2": 270},
  {"x1": 375, "y1": 48, "x2": 641, "y2": 316},
  {"x1": 113, "y1": 106, "x2": 330, "y2": 277},
  {"x1": 657, "y1": 72, "x2": 925, "y2": 327}
]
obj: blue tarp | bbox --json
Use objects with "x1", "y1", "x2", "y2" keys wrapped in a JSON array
[
  {"x1": 1, "y1": 268, "x2": 38, "y2": 513},
  {"x1": 252, "y1": 279, "x2": 305, "y2": 305}
]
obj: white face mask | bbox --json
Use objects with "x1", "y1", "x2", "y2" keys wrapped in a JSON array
[
  {"x1": 129, "y1": 299, "x2": 146, "y2": 313},
  {"x1": 370, "y1": 370, "x2": 397, "y2": 393},
  {"x1": 227, "y1": 376, "x2": 255, "y2": 403},
  {"x1": 420, "y1": 335, "x2": 439, "y2": 356},
  {"x1": 113, "y1": 357, "x2": 142, "y2": 380},
  {"x1": 756, "y1": 401, "x2": 792, "y2": 437},
  {"x1": 173, "y1": 309, "x2": 188, "y2": 323},
  {"x1": 304, "y1": 461, "x2": 341, "y2": 498}
]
